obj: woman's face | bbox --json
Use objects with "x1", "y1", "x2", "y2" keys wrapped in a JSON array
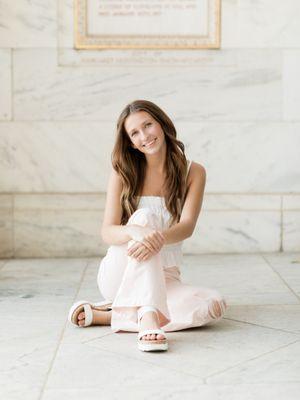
[{"x1": 124, "y1": 111, "x2": 166, "y2": 155}]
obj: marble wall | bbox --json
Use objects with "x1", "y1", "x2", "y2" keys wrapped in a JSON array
[{"x1": 0, "y1": 0, "x2": 299, "y2": 258}]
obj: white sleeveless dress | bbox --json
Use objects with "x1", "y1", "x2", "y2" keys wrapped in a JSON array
[{"x1": 135, "y1": 159, "x2": 192, "y2": 270}]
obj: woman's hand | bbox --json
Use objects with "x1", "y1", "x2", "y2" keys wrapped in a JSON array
[
  {"x1": 126, "y1": 225, "x2": 165, "y2": 256},
  {"x1": 127, "y1": 242, "x2": 154, "y2": 262}
]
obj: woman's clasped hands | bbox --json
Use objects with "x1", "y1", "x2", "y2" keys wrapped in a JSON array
[{"x1": 127, "y1": 225, "x2": 165, "y2": 262}]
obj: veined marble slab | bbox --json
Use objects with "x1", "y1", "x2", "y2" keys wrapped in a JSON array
[
  {"x1": 9, "y1": 193, "x2": 283, "y2": 256},
  {"x1": 283, "y1": 195, "x2": 300, "y2": 210},
  {"x1": 207, "y1": 340, "x2": 300, "y2": 384},
  {"x1": 13, "y1": 195, "x2": 106, "y2": 257},
  {"x1": 0, "y1": 122, "x2": 115, "y2": 192},
  {"x1": 263, "y1": 253, "x2": 300, "y2": 295},
  {"x1": 40, "y1": 384, "x2": 300, "y2": 400},
  {"x1": 283, "y1": 212, "x2": 300, "y2": 252},
  {"x1": 283, "y1": 50, "x2": 300, "y2": 121},
  {"x1": 14, "y1": 48, "x2": 281, "y2": 121},
  {"x1": 1, "y1": 122, "x2": 299, "y2": 192},
  {"x1": 0, "y1": 0, "x2": 56, "y2": 48},
  {"x1": 282, "y1": 196, "x2": 300, "y2": 252},
  {"x1": 0, "y1": 195, "x2": 13, "y2": 258},
  {"x1": 179, "y1": 122, "x2": 300, "y2": 192},
  {"x1": 222, "y1": 0, "x2": 300, "y2": 48},
  {"x1": 202, "y1": 194, "x2": 281, "y2": 211},
  {"x1": 0, "y1": 49, "x2": 11, "y2": 120},
  {"x1": 14, "y1": 193, "x2": 105, "y2": 210},
  {"x1": 14, "y1": 208, "x2": 106, "y2": 258},
  {"x1": 183, "y1": 211, "x2": 281, "y2": 253},
  {"x1": 0, "y1": 258, "x2": 87, "y2": 400}
]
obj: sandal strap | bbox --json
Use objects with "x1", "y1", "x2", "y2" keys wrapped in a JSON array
[
  {"x1": 137, "y1": 306, "x2": 158, "y2": 324},
  {"x1": 138, "y1": 329, "x2": 166, "y2": 340}
]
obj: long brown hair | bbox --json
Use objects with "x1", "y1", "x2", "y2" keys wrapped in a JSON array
[{"x1": 111, "y1": 100, "x2": 188, "y2": 227}]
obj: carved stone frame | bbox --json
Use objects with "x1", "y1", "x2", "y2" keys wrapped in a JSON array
[{"x1": 74, "y1": 0, "x2": 221, "y2": 49}]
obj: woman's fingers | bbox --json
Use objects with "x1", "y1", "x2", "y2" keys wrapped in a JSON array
[
  {"x1": 127, "y1": 242, "x2": 141, "y2": 256},
  {"x1": 127, "y1": 229, "x2": 165, "y2": 258},
  {"x1": 143, "y1": 237, "x2": 158, "y2": 252},
  {"x1": 144, "y1": 232, "x2": 164, "y2": 252},
  {"x1": 128, "y1": 242, "x2": 151, "y2": 260},
  {"x1": 130, "y1": 245, "x2": 146, "y2": 259}
]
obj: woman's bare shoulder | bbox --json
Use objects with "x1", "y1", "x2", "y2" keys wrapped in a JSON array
[{"x1": 189, "y1": 161, "x2": 206, "y2": 180}]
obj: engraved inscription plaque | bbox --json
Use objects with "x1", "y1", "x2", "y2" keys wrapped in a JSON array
[{"x1": 74, "y1": 0, "x2": 221, "y2": 49}]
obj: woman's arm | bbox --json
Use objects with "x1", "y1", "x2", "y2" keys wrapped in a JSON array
[
  {"x1": 101, "y1": 168, "x2": 132, "y2": 245},
  {"x1": 162, "y1": 162, "x2": 206, "y2": 245}
]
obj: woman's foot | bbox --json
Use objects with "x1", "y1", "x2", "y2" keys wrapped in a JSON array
[
  {"x1": 138, "y1": 310, "x2": 165, "y2": 341},
  {"x1": 77, "y1": 308, "x2": 112, "y2": 326}
]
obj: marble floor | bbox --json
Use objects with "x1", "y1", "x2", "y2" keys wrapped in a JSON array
[{"x1": 1, "y1": 253, "x2": 300, "y2": 400}]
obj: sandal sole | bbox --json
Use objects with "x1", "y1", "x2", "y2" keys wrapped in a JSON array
[{"x1": 138, "y1": 341, "x2": 168, "y2": 352}]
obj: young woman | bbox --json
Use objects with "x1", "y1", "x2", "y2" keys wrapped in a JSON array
[{"x1": 68, "y1": 99, "x2": 227, "y2": 352}]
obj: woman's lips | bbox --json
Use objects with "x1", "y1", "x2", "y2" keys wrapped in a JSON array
[{"x1": 143, "y1": 138, "x2": 157, "y2": 147}]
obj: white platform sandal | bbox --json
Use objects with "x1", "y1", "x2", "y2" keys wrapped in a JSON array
[
  {"x1": 68, "y1": 300, "x2": 112, "y2": 328},
  {"x1": 137, "y1": 306, "x2": 168, "y2": 352}
]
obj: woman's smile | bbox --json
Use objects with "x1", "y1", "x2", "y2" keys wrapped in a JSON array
[{"x1": 143, "y1": 138, "x2": 157, "y2": 147}]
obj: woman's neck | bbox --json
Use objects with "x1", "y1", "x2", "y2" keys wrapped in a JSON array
[{"x1": 144, "y1": 147, "x2": 166, "y2": 174}]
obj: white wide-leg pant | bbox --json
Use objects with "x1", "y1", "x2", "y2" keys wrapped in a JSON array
[{"x1": 97, "y1": 208, "x2": 227, "y2": 333}]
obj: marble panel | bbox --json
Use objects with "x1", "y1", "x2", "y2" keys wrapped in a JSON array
[
  {"x1": 84, "y1": 320, "x2": 298, "y2": 380},
  {"x1": 0, "y1": 195, "x2": 13, "y2": 258},
  {"x1": 14, "y1": 193, "x2": 106, "y2": 210},
  {"x1": 263, "y1": 253, "x2": 300, "y2": 294},
  {"x1": 0, "y1": 122, "x2": 115, "y2": 192},
  {"x1": 202, "y1": 194, "x2": 281, "y2": 211},
  {"x1": 14, "y1": 195, "x2": 107, "y2": 258},
  {"x1": 2, "y1": 121, "x2": 298, "y2": 193},
  {"x1": 181, "y1": 255, "x2": 299, "y2": 305},
  {"x1": 283, "y1": 50, "x2": 300, "y2": 121},
  {"x1": 222, "y1": 0, "x2": 300, "y2": 48},
  {"x1": 283, "y1": 212, "x2": 300, "y2": 252},
  {"x1": 11, "y1": 194, "x2": 283, "y2": 257},
  {"x1": 179, "y1": 122, "x2": 300, "y2": 192},
  {"x1": 14, "y1": 206, "x2": 106, "y2": 258},
  {"x1": 225, "y1": 305, "x2": 300, "y2": 334},
  {"x1": 41, "y1": 384, "x2": 300, "y2": 400},
  {"x1": 0, "y1": 49, "x2": 11, "y2": 120},
  {"x1": 58, "y1": 0, "x2": 73, "y2": 48},
  {"x1": 207, "y1": 340, "x2": 300, "y2": 384},
  {"x1": 283, "y1": 195, "x2": 300, "y2": 210},
  {"x1": 0, "y1": 0, "x2": 56, "y2": 48},
  {"x1": 183, "y1": 210, "x2": 281, "y2": 253},
  {"x1": 0, "y1": 258, "x2": 87, "y2": 400},
  {"x1": 14, "y1": 49, "x2": 281, "y2": 121},
  {"x1": 0, "y1": 258, "x2": 87, "y2": 298}
]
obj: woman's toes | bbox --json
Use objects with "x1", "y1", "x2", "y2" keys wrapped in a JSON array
[
  {"x1": 77, "y1": 311, "x2": 85, "y2": 325},
  {"x1": 78, "y1": 312, "x2": 85, "y2": 320},
  {"x1": 157, "y1": 333, "x2": 165, "y2": 340}
]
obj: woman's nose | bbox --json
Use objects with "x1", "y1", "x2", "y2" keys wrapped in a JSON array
[{"x1": 140, "y1": 130, "x2": 148, "y2": 140}]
